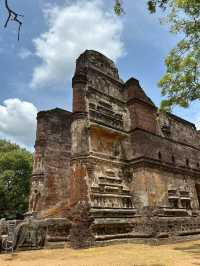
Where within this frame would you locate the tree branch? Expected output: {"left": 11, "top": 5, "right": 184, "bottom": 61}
{"left": 4, "top": 0, "right": 23, "bottom": 41}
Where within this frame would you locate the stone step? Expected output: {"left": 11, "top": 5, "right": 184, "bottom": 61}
{"left": 91, "top": 208, "right": 136, "bottom": 218}
{"left": 45, "top": 241, "right": 66, "bottom": 249}
{"left": 104, "top": 186, "right": 120, "bottom": 192}
{"left": 105, "top": 170, "right": 116, "bottom": 177}
{"left": 161, "top": 207, "right": 189, "bottom": 216}
{"left": 99, "top": 183, "right": 123, "bottom": 188}
{"left": 91, "top": 186, "right": 130, "bottom": 195}
{"left": 95, "top": 233, "right": 147, "bottom": 241}
{"left": 92, "top": 193, "right": 132, "bottom": 198}
{"left": 99, "top": 176, "right": 122, "bottom": 184}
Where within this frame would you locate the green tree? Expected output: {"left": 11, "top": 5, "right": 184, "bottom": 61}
{"left": 0, "top": 140, "right": 33, "bottom": 219}
{"left": 114, "top": 0, "right": 200, "bottom": 111}
{"left": 114, "top": 0, "right": 125, "bottom": 15}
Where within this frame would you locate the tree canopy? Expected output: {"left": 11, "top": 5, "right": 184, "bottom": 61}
{"left": 114, "top": 0, "right": 200, "bottom": 111}
{"left": 0, "top": 140, "right": 32, "bottom": 219}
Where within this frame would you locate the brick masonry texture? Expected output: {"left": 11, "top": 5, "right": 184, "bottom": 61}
{"left": 29, "top": 50, "right": 200, "bottom": 244}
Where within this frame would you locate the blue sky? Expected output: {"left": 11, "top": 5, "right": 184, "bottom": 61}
{"left": 0, "top": 0, "right": 199, "bottom": 150}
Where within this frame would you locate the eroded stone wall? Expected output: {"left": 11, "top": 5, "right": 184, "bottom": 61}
{"left": 30, "top": 108, "right": 72, "bottom": 217}
{"left": 29, "top": 50, "right": 200, "bottom": 244}
{"left": 130, "top": 167, "right": 200, "bottom": 211}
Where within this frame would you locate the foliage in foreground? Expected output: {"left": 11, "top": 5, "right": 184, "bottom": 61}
{"left": 0, "top": 140, "right": 33, "bottom": 219}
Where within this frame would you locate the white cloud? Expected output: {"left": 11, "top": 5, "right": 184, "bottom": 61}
{"left": 196, "top": 119, "right": 200, "bottom": 130}
{"left": 18, "top": 48, "right": 33, "bottom": 59}
{"left": 0, "top": 99, "right": 37, "bottom": 149}
{"left": 30, "top": 0, "right": 124, "bottom": 89}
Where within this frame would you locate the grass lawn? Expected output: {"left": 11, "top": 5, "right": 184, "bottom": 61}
{"left": 1, "top": 240, "right": 200, "bottom": 266}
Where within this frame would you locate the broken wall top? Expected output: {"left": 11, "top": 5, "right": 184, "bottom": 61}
{"left": 74, "top": 50, "right": 121, "bottom": 82}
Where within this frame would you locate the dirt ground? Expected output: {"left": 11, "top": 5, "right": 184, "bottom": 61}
{"left": 1, "top": 240, "right": 200, "bottom": 266}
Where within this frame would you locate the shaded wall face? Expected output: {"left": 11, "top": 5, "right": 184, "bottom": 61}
{"left": 158, "top": 113, "right": 200, "bottom": 148}
{"left": 71, "top": 119, "right": 89, "bottom": 157}
{"left": 31, "top": 111, "right": 72, "bottom": 217}
{"left": 130, "top": 130, "right": 200, "bottom": 171}
{"left": 130, "top": 167, "right": 200, "bottom": 210}
{"left": 128, "top": 103, "right": 157, "bottom": 133}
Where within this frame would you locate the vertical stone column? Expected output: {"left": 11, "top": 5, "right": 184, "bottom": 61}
{"left": 29, "top": 113, "right": 46, "bottom": 215}
{"left": 72, "top": 55, "right": 88, "bottom": 113}
{"left": 69, "top": 63, "right": 90, "bottom": 207}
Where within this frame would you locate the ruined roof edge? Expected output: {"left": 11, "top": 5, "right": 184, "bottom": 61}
{"left": 37, "top": 108, "right": 72, "bottom": 118}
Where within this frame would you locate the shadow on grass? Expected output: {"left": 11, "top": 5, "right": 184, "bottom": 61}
{"left": 174, "top": 243, "right": 200, "bottom": 254}
{"left": 133, "top": 264, "right": 165, "bottom": 266}
{"left": 2, "top": 253, "right": 18, "bottom": 261}
{"left": 174, "top": 244, "right": 200, "bottom": 265}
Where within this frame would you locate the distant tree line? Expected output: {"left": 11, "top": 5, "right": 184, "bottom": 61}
{"left": 0, "top": 140, "right": 32, "bottom": 219}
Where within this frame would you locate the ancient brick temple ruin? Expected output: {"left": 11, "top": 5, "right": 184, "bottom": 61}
{"left": 29, "top": 50, "right": 200, "bottom": 245}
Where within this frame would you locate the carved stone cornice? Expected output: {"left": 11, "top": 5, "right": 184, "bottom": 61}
{"left": 87, "top": 86, "right": 126, "bottom": 105}
{"left": 71, "top": 111, "right": 88, "bottom": 121}
{"left": 130, "top": 156, "right": 200, "bottom": 177}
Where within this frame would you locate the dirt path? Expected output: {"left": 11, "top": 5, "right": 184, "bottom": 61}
{"left": 1, "top": 240, "right": 200, "bottom": 266}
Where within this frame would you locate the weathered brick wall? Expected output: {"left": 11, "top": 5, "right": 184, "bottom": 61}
{"left": 158, "top": 112, "right": 200, "bottom": 149}
{"left": 124, "top": 78, "right": 157, "bottom": 134}
{"left": 30, "top": 50, "right": 200, "bottom": 243}
{"left": 130, "top": 129, "right": 200, "bottom": 170}
{"left": 128, "top": 103, "right": 157, "bottom": 133}
{"left": 71, "top": 50, "right": 200, "bottom": 218}
{"left": 130, "top": 166, "right": 199, "bottom": 210}
{"left": 68, "top": 160, "right": 89, "bottom": 207}
{"left": 31, "top": 108, "right": 72, "bottom": 217}
{"left": 71, "top": 117, "right": 89, "bottom": 157}
{"left": 73, "top": 83, "right": 87, "bottom": 113}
